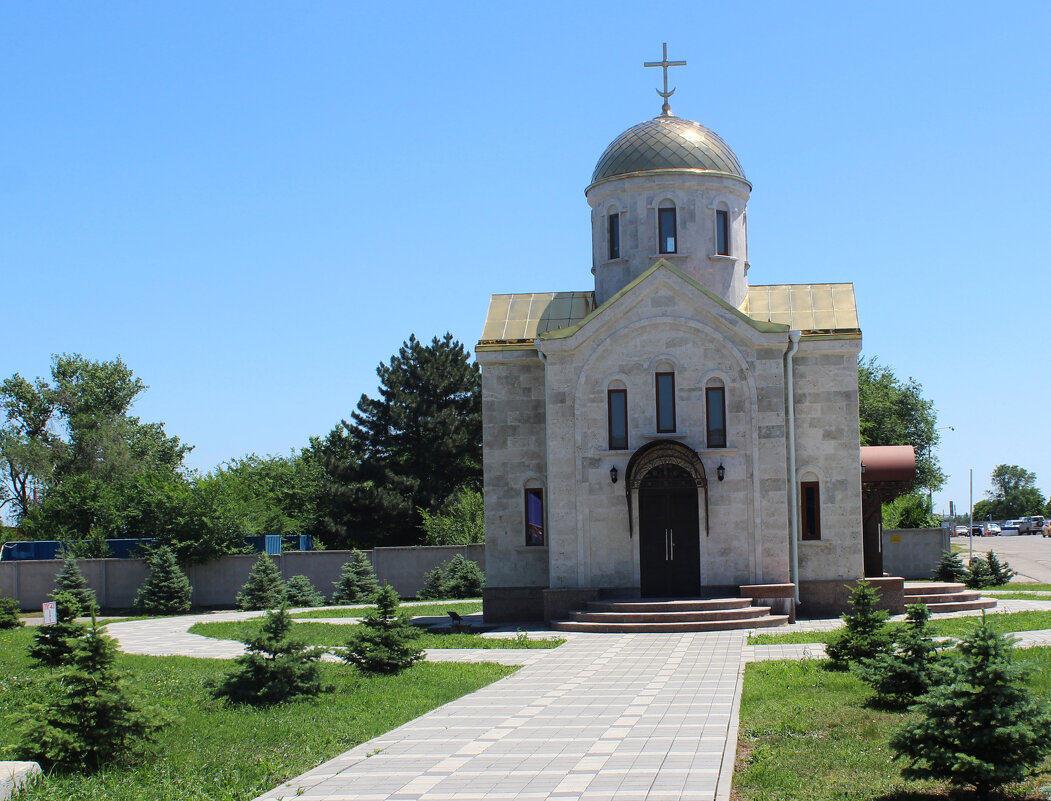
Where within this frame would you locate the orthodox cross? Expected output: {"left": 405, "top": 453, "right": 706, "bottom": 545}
{"left": 644, "top": 43, "right": 686, "bottom": 116}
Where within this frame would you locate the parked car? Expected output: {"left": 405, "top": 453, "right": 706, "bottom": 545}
{"left": 954, "top": 525, "right": 969, "bottom": 537}
{"left": 983, "top": 523, "right": 1001, "bottom": 536}
{"left": 1028, "top": 516, "right": 1047, "bottom": 535}
{"left": 972, "top": 525, "right": 985, "bottom": 537}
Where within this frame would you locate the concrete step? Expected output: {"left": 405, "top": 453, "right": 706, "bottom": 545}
{"left": 905, "top": 590, "right": 984, "bottom": 605}
{"left": 550, "top": 615, "right": 790, "bottom": 633}
{"left": 905, "top": 582, "right": 966, "bottom": 594}
{"left": 569, "top": 606, "right": 773, "bottom": 624}
{"left": 586, "top": 597, "right": 752, "bottom": 613}
{"left": 924, "top": 598, "right": 998, "bottom": 613}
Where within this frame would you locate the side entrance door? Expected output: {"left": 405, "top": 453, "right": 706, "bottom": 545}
{"left": 639, "top": 464, "right": 701, "bottom": 597}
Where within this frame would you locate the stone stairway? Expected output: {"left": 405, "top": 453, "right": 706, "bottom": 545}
{"left": 903, "top": 582, "right": 997, "bottom": 613}
{"left": 550, "top": 597, "right": 790, "bottom": 633}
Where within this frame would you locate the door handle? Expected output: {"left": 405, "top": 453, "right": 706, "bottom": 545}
{"left": 669, "top": 529, "right": 674, "bottom": 560}
{"left": 664, "top": 529, "right": 669, "bottom": 561}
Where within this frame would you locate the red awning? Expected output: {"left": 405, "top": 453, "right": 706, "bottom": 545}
{"left": 860, "top": 445, "right": 916, "bottom": 483}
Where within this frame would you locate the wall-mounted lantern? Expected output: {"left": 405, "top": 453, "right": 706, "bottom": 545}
{"left": 717, "top": 463, "right": 725, "bottom": 482}
{"left": 610, "top": 465, "right": 619, "bottom": 484}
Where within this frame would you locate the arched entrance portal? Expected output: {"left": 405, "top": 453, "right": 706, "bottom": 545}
{"left": 625, "top": 440, "right": 708, "bottom": 598}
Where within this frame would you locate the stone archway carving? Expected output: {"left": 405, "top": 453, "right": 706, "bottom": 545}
{"left": 624, "top": 440, "right": 708, "bottom": 538}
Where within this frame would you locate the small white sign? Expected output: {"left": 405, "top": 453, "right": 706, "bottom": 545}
{"left": 42, "top": 601, "right": 57, "bottom": 625}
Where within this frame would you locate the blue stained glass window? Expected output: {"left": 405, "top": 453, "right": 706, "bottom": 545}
{"left": 525, "top": 489, "right": 544, "bottom": 546}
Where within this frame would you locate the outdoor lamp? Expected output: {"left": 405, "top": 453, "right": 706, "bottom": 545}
{"left": 610, "top": 465, "right": 618, "bottom": 484}
{"left": 717, "top": 463, "right": 725, "bottom": 482}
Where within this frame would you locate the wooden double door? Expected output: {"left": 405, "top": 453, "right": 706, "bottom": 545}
{"left": 639, "top": 464, "right": 701, "bottom": 597}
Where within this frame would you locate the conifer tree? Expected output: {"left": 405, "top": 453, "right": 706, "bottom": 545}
{"left": 0, "top": 596, "right": 23, "bottom": 629}
{"left": 930, "top": 550, "right": 966, "bottom": 583}
{"left": 964, "top": 556, "right": 994, "bottom": 589}
{"left": 341, "top": 585, "right": 423, "bottom": 674}
{"left": 855, "top": 603, "right": 944, "bottom": 709}
{"left": 892, "top": 617, "right": 1051, "bottom": 798}
{"left": 284, "top": 574, "right": 325, "bottom": 607}
{"left": 417, "top": 565, "right": 447, "bottom": 600}
{"left": 134, "top": 545, "right": 192, "bottom": 615}
{"left": 16, "top": 618, "right": 168, "bottom": 768}
{"left": 825, "top": 579, "right": 891, "bottom": 670}
{"left": 29, "top": 590, "right": 88, "bottom": 667}
{"left": 443, "top": 555, "right": 485, "bottom": 598}
{"left": 331, "top": 550, "right": 378, "bottom": 604}
{"left": 54, "top": 553, "right": 97, "bottom": 613}
{"left": 985, "top": 550, "right": 1016, "bottom": 586}
{"left": 212, "top": 606, "right": 329, "bottom": 705}
{"left": 235, "top": 555, "right": 286, "bottom": 611}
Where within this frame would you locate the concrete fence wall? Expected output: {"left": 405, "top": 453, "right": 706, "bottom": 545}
{"left": 0, "top": 544, "right": 486, "bottom": 611}
{"left": 881, "top": 528, "right": 949, "bottom": 580}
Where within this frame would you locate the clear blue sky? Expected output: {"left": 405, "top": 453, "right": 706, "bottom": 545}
{"left": 2, "top": 2, "right": 1048, "bottom": 517}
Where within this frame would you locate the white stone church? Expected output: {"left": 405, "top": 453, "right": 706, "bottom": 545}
{"left": 478, "top": 50, "right": 870, "bottom": 625}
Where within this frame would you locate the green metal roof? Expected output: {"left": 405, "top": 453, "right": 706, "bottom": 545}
{"left": 590, "top": 115, "right": 748, "bottom": 187}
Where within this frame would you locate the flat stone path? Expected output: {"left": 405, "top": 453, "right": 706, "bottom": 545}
{"left": 102, "top": 599, "right": 1051, "bottom": 801}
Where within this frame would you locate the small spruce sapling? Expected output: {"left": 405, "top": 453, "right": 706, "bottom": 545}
{"left": 28, "top": 591, "right": 88, "bottom": 667}
{"left": 964, "top": 556, "right": 994, "bottom": 589}
{"left": 891, "top": 615, "right": 1051, "bottom": 799}
{"left": 417, "top": 565, "right": 447, "bottom": 600}
{"left": 284, "top": 574, "right": 326, "bottom": 607}
{"left": 212, "top": 606, "right": 330, "bottom": 705}
{"left": 235, "top": 555, "right": 287, "bottom": 611}
{"left": 825, "top": 579, "right": 891, "bottom": 671}
{"left": 985, "top": 551, "right": 1016, "bottom": 586}
{"left": 855, "top": 602, "right": 944, "bottom": 709}
{"left": 134, "top": 545, "right": 192, "bottom": 615}
{"left": 930, "top": 550, "right": 966, "bottom": 583}
{"left": 0, "top": 596, "right": 23, "bottom": 629}
{"left": 53, "top": 553, "right": 97, "bottom": 613}
{"left": 443, "top": 555, "right": 485, "bottom": 598}
{"left": 16, "top": 617, "right": 168, "bottom": 769}
{"left": 341, "top": 585, "right": 423, "bottom": 674}
{"left": 331, "top": 550, "right": 378, "bottom": 604}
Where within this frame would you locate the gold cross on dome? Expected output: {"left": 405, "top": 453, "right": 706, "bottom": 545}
{"left": 644, "top": 42, "right": 686, "bottom": 116}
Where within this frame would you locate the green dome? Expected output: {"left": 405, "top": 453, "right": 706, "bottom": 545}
{"left": 590, "top": 115, "right": 748, "bottom": 187}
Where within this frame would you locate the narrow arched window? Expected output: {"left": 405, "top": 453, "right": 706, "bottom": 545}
{"left": 608, "top": 212, "right": 620, "bottom": 260}
{"left": 608, "top": 388, "right": 628, "bottom": 450}
{"left": 525, "top": 488, "right": 545, "bottom": 546}
{"left": 658, "top": 201, "right": 677, "bottom": 254}
{"left": 801, "top": 481, "right": 821, "bottom": 540}
{"left": 716, "top": 208, "right": 730, "bottom": 256}
{"left": 706, "top": 384, "right": 726, "bottom": 448}
{"left": 655, "top": 372, "right": 676, "bottom": 432}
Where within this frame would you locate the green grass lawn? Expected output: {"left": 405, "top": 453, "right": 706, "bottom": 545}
{"left": 190, "top": 619, "right": 563, "bottom": 649}
{"left": 733, "top": 647, "right": 1051, "bottom": 800}
{"left": 292, "top": 600, "right": 484, "bottom": 619}
{"left": 748, "top": 610, "right": 1051, "bottom": 646}
{"left": 0, "top": 626, "right": 515, "bottom": 801}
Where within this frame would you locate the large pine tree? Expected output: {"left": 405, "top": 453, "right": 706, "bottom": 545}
{"left": 313, "top": 333, "right": 481, "bottom": 547}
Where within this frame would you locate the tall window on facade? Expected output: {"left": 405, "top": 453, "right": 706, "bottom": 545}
{"left": 658, "top": 206, "right": 677, "bottom": 254}
{"left": 608, "top": 388, "right": 628, "bottom": 450}
{"left": 706, "top": 386, "right": 726, "bottom": 448}
{"left": 801, "top": 481, "right": 821, "bottom": 540}
{"left": 655, "top": 372, "right": 676, "bottom": 433}
{"left": 525, "top": 488, "right": 545, "bottom": 546}
{"left": 716, "top": 209, "right": 730, "bottom": 255}
{"left": 608, "top": 213, "right": 620, "bottom": 260}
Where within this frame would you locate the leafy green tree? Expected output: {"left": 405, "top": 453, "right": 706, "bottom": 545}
{"left": 858, "top": 357, "right": 944, "bottom": 495}
{"left": 212, "top": 606, "right": 329, "bottom": 705}
{"left": 891, "top": 618, "right": 1051, "bottom": 799}
{"left": 0, "top": 372, "right": 62, "bottom": 522}
{"left": 331, "top": 550, "right": 379, "bottom": 604}
{"left": 931, "top": 550, "right": 967, "bottom": 583}
{"left": 28, "top": 591, "right": 87, "bottom": 667}
{"left": 881, "top": 491, "right": 939, "bottom": 529}
{"left": 53, "top": 553, "right": 97, "bottom": 613}
{"left": 16, "top": 618, "right": 169, "bottom": 769}
{"left": 0, "top": 596, "right": 23, "bottom": 629}
{"left": 419, "top": 487, "right": 484, "bottom": 545}
{"left": 855, "top": 603, "right": 944, "bottom": 710}
{"left": 972, "top": 464, "right": 1046, "bottom": 521}
{"left": 235, "top": 556, "right": 287, "bottom": 611}
{"left": 341, "top": 585, "right": 423, "bottom": 674}
{"left": 134, "top": 546, "right": 192, "bottom": 615}
{"left": 284, "top": 574, "right": 325, "bottom": 607}
{"left": 313, "top": 333, "right": 481, "bottom": 548}
{"left": 825, "top": 579, "right": 891, "bottom": 670}
{"left": 443, "top": 555, "right": 486, "bottom": 598}
{"left": 417, "top": 566, "right": 447, "bottom": 600}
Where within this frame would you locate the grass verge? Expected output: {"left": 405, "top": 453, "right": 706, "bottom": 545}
{"left": 292, "top": 600, "right": 483, "bottom": 619}
{"left": 190, "top": 619, "right": 563, "bottom": 649}
{"left": 733, "top": 648, "right": 1051, "bottom": 800}
{"left": 0, "top": 627, "right": 515, "bottom": 801}
{"left": 748, "top": 610, "right": 1051, "bottom": 646}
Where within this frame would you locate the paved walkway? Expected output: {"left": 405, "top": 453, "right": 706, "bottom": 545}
{"left": 103, "top": 599, "right": 1051, "bottom": 801}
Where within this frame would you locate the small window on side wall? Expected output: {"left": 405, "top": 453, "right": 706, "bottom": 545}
{"left": 716, "top": 209, "right": 730, "bottom": 256}
{"left": 706, "top": 386, "right": 726, "bottom": 448}
{"left": 608, "top": 389, "right": 628, "bottom": 450}
{"left": 525, "top": 488, "right": 544, "bottom": 546}
{"left": 655, "top": 372, "right": 676, "bottom": 433}
{"left": 608, "top": 213, "right": 620, "bottom": 260}
{"left": 801, "top": 481, "right": 821, "bottom": 540}
{"left": 658, "top": 205, "right": 677, "bottom": 254}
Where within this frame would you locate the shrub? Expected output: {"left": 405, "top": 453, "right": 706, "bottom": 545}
{"left": 212, "top": 606, "right": 329, "bottom": 705}
{"left": 930, "top": 550, "right": 966, "bottom": 583}
{"left": 331, "top": 550, "right": 378, "bottom": 604}
{"left": 419, "top": 487, "right": 484, "bottom": 545}
{"left": 964, "top": 556, "right": 994, "bottom": 589}
{"left": 134, "top": 545, "right": 192, "bottom": 615}
{"left": 985, "top": 551, "right": 1016, "bottom": 586}
{"left": 417, "top": 566, "right": 447, "bottom": 600}
{"left": 284, "top": 575, "right": 325, "bottom": 607}
{"left": 0, "top": 596, "right": 23, "bottom": 629}
{"left": 235, "top": 555, "right": 286, "bottom": 611}
{"left": 855, "top": 602, "right": 945, "bottom": 709}
{"left": 341, "top": 585, "right": 423, "bottom": 674}
{"left": 28, "top": 590, "right": 88, "bottom": 667}
{"left": 443, "top": 555, "right": 485, "bottom": 598}
{"left": 825, "top": 579, "right": 891, "bottom": 671}
{"left": 891, "top": 616, "right": 1051, "bottom": 798}
{"left": 53, "top": 554, "right": 97, "bottom": 613}
{"left": 15, "top": 618, "right": 168, "bottom": 769}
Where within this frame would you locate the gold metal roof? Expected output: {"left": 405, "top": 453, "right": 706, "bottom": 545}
{"left": 742, "top": 283, "right": 859, "bottom": 333}
{"left": 479, "top": 292, "right": 595, "bottom": 344}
